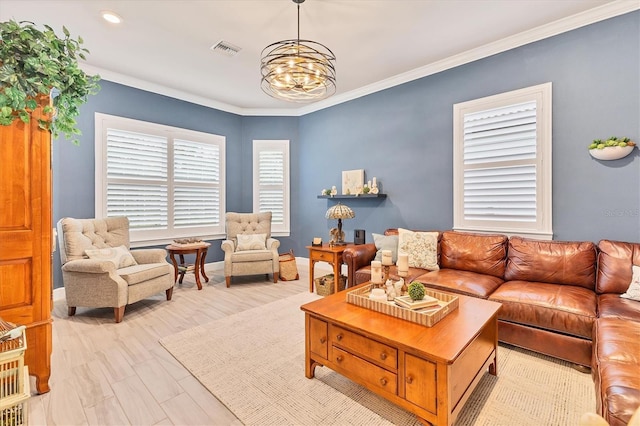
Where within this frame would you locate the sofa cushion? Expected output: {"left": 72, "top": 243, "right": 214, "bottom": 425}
{"left": 597, "top": 293, "right": 640, "bottom": 322}
{"left": 504, "top": 237, "right": 596, "bottom": 289}
{"left": 620, "top": 265, "right": 640, "bottom": 301}
{"left": 398, "top": 228, "right": 439, "bottom": 270}
{"left": 416, "top": 269, "right": 503, "bottom": 299}
{"left": 440, "top": 231, "right": 507, "bottom": 278}
{"left": 372, "top": 233, "right": 399, "bottom": 263}
{"left": 592, "top": 318, "right": 640, "bottom": 426}
{"left": 596, "top": 240, "right": 640, "bottom": 294}
{"left": 489, "top": 280, "right": 597, "bottom": 338}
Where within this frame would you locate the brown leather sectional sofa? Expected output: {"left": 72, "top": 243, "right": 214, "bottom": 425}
{"left": 342, "top": 229, "right": 640, "bottom": 426}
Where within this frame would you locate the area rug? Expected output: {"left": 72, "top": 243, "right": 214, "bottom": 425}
{"left": 160, "top": 291, "right": 595, "bottom": 426}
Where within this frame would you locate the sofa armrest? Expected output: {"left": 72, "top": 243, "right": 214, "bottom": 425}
{"left": 131, "top": 248, "right": 168, "bottom": 264}
{"left": 62, "top": 258, "right": 117, "bottom": 274}
{"left": 343, "top": 243, "right": 378, "bottom": 288}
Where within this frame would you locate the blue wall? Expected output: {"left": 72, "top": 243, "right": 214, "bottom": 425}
{"left": 53, "top": 11, "right": 639, "bottom": 288}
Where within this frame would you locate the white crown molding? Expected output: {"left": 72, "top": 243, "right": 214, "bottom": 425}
{"left": 88, "top": 1, "right": 639, "bottom": 117}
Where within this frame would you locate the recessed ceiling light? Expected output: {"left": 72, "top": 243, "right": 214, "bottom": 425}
{"left": 101, "top": 11, "right": 123, "bottom": 24}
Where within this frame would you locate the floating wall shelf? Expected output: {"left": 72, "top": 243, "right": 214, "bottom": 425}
{"left": 317, "top": 194, "right": 387, "bottom": 199}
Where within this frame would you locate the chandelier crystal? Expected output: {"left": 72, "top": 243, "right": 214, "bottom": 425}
{"left": 260, "top": 0, "right": 336, "bottom": 103}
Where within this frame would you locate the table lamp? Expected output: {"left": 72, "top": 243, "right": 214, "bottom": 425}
{"left": 325, "top": 203, "right": 355, "bottom": 245}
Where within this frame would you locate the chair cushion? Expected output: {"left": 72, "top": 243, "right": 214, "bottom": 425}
{"left": 59, "top": 216, "right": 130, "bottom": 262}
{"left": 230, "top": 249, "right": 275, "bottom": 262}
{"left": 118, "top": 263, "right": 172, "bottom": 285}
{"left": 236, "top": 233, "right": 267, "bottom": 251}
{"left": 85, "top": 245, "right": 138, "bottom": 269}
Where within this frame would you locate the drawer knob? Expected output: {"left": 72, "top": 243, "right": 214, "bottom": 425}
{"left": 380, "top": 352, "right": 387, "bottom": 360}
{"left": 380, "top": 377, "right": 388, "bottom": 386}
{"left": 406, "top": 375, "right": 414, "bottom": 384}
{"left": 336, "top": 334, "right": 343, "bottom": 341}
{"left": 320, "top": 336, "right": 326, "bottom": 344}
{"left": 336, "top": 355, "right": 344, "bottom": 362}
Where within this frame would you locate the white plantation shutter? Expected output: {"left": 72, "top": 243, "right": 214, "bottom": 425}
{"left": 253, "top": 140, "right": 290, "bottom": 236}
{"left": 174, "top": 139, "right": 221, "bottom": 228}
{"left": 453, "top": 83, "right": 552, "bottom": 238}
{"left": 105, "top": 129, "right": 169, "bottom": 229}
{"left": 96, "top": 113, "right": 226, "bottom": 244}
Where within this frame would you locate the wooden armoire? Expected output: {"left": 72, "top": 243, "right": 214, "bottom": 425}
{"left": 0, "top": 97, "right": 53, "bottom": 394}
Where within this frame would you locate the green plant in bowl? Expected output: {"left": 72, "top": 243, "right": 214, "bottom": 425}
{"left": 408, "top": 282, "right": 426, "bottom": 301}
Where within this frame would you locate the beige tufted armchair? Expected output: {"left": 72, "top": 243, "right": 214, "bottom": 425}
{"left": 57, "top": 216, "right": 175, "bottom": 323}
{"left": 221, "top": 212, "right": 280, "bottom": 287}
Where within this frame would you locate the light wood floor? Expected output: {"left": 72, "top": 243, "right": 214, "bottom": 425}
{"left": 27, "top": 260, "right": 331, "bottom": 425}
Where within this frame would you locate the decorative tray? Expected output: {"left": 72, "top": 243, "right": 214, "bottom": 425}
{"left": 346, "top": 284, "right": 459, "bottom": 327}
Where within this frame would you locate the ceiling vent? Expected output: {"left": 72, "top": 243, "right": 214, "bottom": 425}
{"left": 210, "top": 40, "right": 241, "bottom": 57}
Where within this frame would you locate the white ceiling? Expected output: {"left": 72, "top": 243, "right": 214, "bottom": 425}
{"left": 1, "top": 1, "right": 636, "bottom": 115}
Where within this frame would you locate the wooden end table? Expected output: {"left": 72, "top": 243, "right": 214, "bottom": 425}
{"left": 306, "top": 243, "right": 353, "bottom": 294}
{"left": 165, "top": 242, "right": 211, "bottom": 290}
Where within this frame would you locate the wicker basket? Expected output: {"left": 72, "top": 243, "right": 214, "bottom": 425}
{"left": 315, "top": 274, "right": 346, "bottom": 296}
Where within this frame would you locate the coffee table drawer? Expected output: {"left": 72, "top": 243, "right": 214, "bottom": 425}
{"left": 309, "top": 317, "right": 328, "bottom": 359}
{"left": 332, "top": 347, "right": 397, "bottom": 395}
{"left": 330, "top": 324, "right": 397, "bottom": 370}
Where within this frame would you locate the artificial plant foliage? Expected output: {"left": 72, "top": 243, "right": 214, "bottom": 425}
{"left": 0, "top": 19, "right": 100, "bottom": 144}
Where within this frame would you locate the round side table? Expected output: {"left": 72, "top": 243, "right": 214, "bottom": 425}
{"left": 165, "top": 242, "right": 211, "bottom": 290}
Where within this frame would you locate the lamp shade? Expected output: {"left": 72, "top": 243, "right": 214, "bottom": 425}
{"left": 325, "top": 203, "right": 355, "bottom": 220}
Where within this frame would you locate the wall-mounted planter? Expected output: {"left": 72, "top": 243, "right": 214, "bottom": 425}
{"left": 589, "top": 145, "right": 635, "bottom": 160}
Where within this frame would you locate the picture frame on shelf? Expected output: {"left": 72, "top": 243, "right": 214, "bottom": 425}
{"left": 342, "top": 169, "right": 364, "bottom": 195}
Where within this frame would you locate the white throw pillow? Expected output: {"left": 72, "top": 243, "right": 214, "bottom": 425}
{"left": 236, "top": 233, "right": 267, "bottom": 251}
{"left": 397, "top": 228, "right": 439, "bottom": 271}
{"left": 84, "top": 245, "right": 138, "bottom": 269}
{"left": 620, "top": 265, "right": 640, "bottom": 302}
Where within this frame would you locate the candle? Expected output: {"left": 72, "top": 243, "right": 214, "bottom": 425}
{"left": 372, "top": 177, "right": 377, "bottom": 187}
{"left": 397, "top": 253, "right": 409, "bottom": 273}
{"left": 381, "top": 250, "right": 393, "bottom": 266}
{"left": 367, "top": 180, "right": 372, "bottom": 188}
{"left": 371, "top": 261, "right": 382, "bottom": 283}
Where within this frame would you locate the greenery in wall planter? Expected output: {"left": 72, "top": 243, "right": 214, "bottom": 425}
{"left": 588, "top": 136, "right": 636, "bottom": 161}
{"left": 0, "top": 19, "right": 100, "bottom": 144}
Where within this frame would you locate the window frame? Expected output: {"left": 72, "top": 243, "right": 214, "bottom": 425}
{"left": 252, "top": 139, "right": 290, "bottom": 237}
{"left": 95, "top": 113, "right": 226, "bottom": 246}
{"left": 453, "top": 83, "right": 552, "bottom": 239}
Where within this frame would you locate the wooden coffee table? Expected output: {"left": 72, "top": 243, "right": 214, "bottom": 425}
{"left": 301, "top": 283, "right": 502, "bottom": 426}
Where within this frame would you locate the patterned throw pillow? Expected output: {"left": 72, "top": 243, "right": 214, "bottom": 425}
{"left": 397, "top": 228, "right": 439, "bottom": 271}
{"left": 84, "top": 245, "right": 138, "bottom": 269}
{"left": 236, "top": 233, "right": 267, "bottom": 251}
{"left": 621, "top": 265, "right": 640, "bottom": 302}
{"left": 372, "top": 233, "right": 399, "bottom": 263}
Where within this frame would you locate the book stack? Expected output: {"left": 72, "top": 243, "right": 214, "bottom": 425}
{"left": 394, "top": 295, "right": 440, "bottom": 310}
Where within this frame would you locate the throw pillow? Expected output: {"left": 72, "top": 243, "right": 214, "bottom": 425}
{"left": 236, "top": 233, "right": 267, "bottom": 251}
{"left": 397, "top": 228, "right": 439, "bottom": 271}
{"left": 84, "top": 245, "right": 138, "bottom": 269}
{"left": 620, "top": 265, "right": 640, "bottom": 301}
{"left": 372, "top": 233, "right": 399, "bottom": 263}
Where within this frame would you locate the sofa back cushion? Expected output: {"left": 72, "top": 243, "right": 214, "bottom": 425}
{"left": 596, "top": 239, "right": 640, "bottom": 294}
{"left": 440, "top": 231, "right": 508, "bottom": 278}
{"left": 505, "top": 237, "right": 596, "bottom": 289}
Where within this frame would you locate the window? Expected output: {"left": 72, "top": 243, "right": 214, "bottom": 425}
{"left": 95, "top": 113, "right": 226, "bottom": 245}
{"left": 453, "top": 83, "right": 552, "bottom": 239}
{"left": 253, "top": 140, "right": 290, "bottom": 236}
